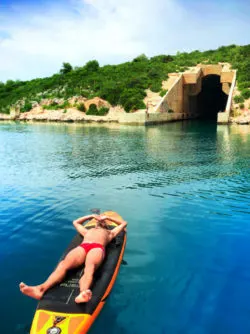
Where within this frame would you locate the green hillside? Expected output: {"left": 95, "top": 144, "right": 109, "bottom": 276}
{"left": 0, "top": 44, "right": 249, "bottom": 114}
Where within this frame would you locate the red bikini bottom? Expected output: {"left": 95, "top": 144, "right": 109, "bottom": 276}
{"left": 79, "top": 242, "right": 105, "bottom": 259}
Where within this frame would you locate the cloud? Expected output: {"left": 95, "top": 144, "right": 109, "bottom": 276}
{"left": 0, "top": 0, "right": 249, "bottom": 82}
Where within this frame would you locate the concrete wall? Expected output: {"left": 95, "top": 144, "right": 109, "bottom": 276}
{"left": 200, "top": 64, "right": 222, "bottom": 76}
{"left": 119, "top": 111, "right": 146, "bottom": 125}
{"left": 155, "top": 75, "right": 183, "bottom": 114}
{"left": 222, "top": 83, "right": 231, "bottom": 95}
{"left": 183, "top": 67, "right": 201, "bottom": 84}
{"left": 118, "top": 110, "right": 197, "bottom": 125}
{"left": 145, "top": 112, "right": 197, "bottom": 125}
{"left": 218, "top": 70, "right": 237, "bottom": 124}
{"left": 221, "top": 68, "right": 235, "bottom": 83}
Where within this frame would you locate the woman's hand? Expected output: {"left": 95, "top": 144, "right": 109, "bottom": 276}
{"left": 95, "top": 214, "right": 108, "bottom": 221}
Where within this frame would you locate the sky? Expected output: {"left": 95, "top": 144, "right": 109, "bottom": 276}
{"left": 0, "top": 0, "right": 249, "bottom": 82}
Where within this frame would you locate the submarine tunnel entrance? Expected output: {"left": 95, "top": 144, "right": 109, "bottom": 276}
{"left": 197, "top": 75, "right": 228, "bottom": 120}
{"left": 188, "top": 75, "right": 228, "bottom": 121}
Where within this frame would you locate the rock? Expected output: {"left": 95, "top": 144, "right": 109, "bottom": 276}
{"left": 68, "top": 96, "right": 87, "bottom": 105}
{"left": 31, "top": 101, "right": 39, "bottom": 108}
{"left": 40, "top": 99, "right": 52, "bottom": 106}
{"left": 0, "top": 113, "right": 11, "bottom": 120}
{"left": 238, "top": 119, "right": 249, "bottom": 124}
{"left": 53, "top": 98, "right": 64, "bottom": 105}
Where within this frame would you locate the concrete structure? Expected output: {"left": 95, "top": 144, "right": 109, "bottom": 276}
{"left": 119, "top": 63, "right": 236, "bottom": 125}
{"left": 217, "top": 68, "right": 237, "bottom": 124}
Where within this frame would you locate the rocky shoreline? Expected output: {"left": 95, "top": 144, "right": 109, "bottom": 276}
{"left": 1, "top": 92, "right": 250, "bottom": 125}
{"left": 1, "top": 109, "right": 250, "bottom": 125}
{"left": 12, "top": 107, "right": 123, "bottom": 123}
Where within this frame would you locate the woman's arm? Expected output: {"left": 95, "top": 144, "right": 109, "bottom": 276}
{"left": 97, "top": 215, "right": 124, "bottom": 225}
{"left": 95, "top": 214, "right": 127, "bottom": 239}
{"left": 72, "top": 214, "right": 95, "bottom": 236}
{"left": 109, "top": 220, "right": 127, "bottom": 240}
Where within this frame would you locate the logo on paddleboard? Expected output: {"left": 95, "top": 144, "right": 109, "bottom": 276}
{"left": 46, "top": 316, "right": 66, "bottom": 334}
{"left": 53, "top": 316, "right": 66, "bottom": 325}
{"left": 47, "top": 327, "right": 61, "bottom": 334}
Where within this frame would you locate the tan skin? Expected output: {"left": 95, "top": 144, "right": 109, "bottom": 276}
{"left": 19, "top": 214, "right": 127, "bottom": 303}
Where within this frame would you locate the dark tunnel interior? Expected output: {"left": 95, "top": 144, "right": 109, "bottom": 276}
{"left": 196, "top": 75, "right": 228, "bottom": 120}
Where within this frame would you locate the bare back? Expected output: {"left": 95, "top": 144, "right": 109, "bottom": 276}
{"left": 83, "top": 227, "right": 111, "bottom": 246}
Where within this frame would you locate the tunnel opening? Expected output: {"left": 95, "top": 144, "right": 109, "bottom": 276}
{"left": 196, "top": 75, "right": 228, "bottom": 120}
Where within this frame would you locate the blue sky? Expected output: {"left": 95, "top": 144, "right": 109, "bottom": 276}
{"left": 0, "top": 0, "right": 249, "bottom": 82}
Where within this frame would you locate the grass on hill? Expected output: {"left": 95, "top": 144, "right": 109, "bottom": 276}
{"left": 0, "top": 44, "right": 249, "bottom": 114}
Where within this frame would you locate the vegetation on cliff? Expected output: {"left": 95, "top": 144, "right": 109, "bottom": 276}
{"left": 0, "top": 44, "right": 249, "bottom": 114}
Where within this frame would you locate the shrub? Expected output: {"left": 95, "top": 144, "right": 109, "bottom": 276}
{"left": 98, "top": 107, "right": 109, "bottom": 115}
{"left": 20, "top": 101, "right": 32, "bottom": 112}
{"left": 233, "top": 109, "right": 241, "bottom": 117}
{"left": 148, "top": 68, "right": 161, "bottom": 80}
{"left": 99, "top": 84, "right": 123, "bottom": 105}
{"left": 127, "top": 76, "right": 148, "bottom": 89}
{"left": 63, "top": 109, "right": 67, "bottom": 113}
{"left": 133, "top": 54, "right": 148, "bottom": 62}
{"left": 135, "top": 100, "right": 146, "bottom": 111}
{"left": 43, "top": 100, "right": 70, "bottom": 110}
{"left": 61, "top": 100, "right": 70, "bottom": 108}
{"left": 160, "top": 89, "right": 168, "bottom": 97}
{"left": 85, "top": 105, "right": 109, "bottom": 116}
{"left": 234, "top": 95, "right": 244, "bottom": 103}
{"left": 86, "top": 104, "right": 98, "bottom": 115}
{"left": 168, "top": 109, "right": 174, "bottom": 113}
{"left": 150, "top": 55, "right": 174, "bottom": 63}
{"left": 239, "top": 103, "right": 245, "bottom": 109}
{"left": 84, "top": 60, "right": 99, "bottom": 73}
{"left": 119, "top": 88, "right": 146, "bottom": 112}
{"left": 60, "top": 62, "right": 73, "bottom": 75}
{"left": 43, "top": 105, "right": 53, "bottom": 110}
{"left": 123, "top": 98, "right": 146, "bottom": 112}
{"left": 238, "top": 81, "right": 250, "bottom": 90}
{"left": 124, "top": 100, "right": 146, "bottom": 113}
{"left": 150, "top": 81, "right": 162, "bottom": 92}
{"left": 241, "top": 88, "right": 250, "bottom": 99}
{"left": 77, "top": 103, "right": 86, "bottom": 112}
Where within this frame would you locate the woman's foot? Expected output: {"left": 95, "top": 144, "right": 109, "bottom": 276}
{"left": 19, "top": 282, "right": 44, "bottom": 300}
{"left": 75, "top": 289, "right": 92, "bottom": 303}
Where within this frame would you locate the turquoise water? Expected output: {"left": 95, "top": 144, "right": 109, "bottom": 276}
{"left": 1, "top": 121, "right": 250, "bottom": 334}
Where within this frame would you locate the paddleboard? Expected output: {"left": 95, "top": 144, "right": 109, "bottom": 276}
{"left": 30, "top": 211, "right": 126, "bottom": 334}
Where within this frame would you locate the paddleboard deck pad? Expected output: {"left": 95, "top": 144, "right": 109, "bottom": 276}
{"left": 30, "top": 211, "right": 126, "bottom": 334}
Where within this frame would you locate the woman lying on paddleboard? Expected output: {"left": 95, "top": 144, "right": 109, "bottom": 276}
{"left": 19, "top": 214, "right": 127, "bottom": 303}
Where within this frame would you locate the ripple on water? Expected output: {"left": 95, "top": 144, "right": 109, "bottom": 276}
{"left": 0, "top": 122, "right": 250, "bottom": 334}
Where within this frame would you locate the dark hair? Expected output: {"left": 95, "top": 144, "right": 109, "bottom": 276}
{"left": 97, "top": 220, "right": 109, "bottom": 230}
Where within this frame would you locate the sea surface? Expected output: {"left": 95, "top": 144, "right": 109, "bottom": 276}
{"left": 0, "top": 121, "right": 250, "bottom": 334}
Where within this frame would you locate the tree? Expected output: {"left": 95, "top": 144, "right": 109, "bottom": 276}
{"left": 60, "top": 62, "right": 73, "bottom": 75}
{"left": 84, "top": 60, "right": 99, "bottom": 73}
{"left": 133, "top": 54, "right": 148, "bottom": 62}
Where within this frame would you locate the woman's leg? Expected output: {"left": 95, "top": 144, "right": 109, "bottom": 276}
{"left": 75, "top": 248, "right": 104, "bottom": 303}
{"left": 20, "top": 246, "right": 86, "bottom": 300}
